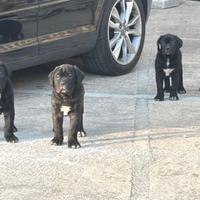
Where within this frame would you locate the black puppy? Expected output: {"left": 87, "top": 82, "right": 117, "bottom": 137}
{"left": 0, "top": 62, "right": 18, "bottom": 142}
{"left": 154, "top": 34, "right": 186, "bottom": 101}
{"left": 49, "top": 64, "right": 86, "bottom": 148}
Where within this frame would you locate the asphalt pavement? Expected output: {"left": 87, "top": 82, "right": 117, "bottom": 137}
{"left": 0, "top": 1, "right": 200, "bottom": 200}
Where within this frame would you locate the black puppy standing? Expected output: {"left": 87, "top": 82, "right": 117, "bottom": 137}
{"left": 0, "top": 62, "right": 18, "bottom": 142}
{"left": 49, "top": 64, "right": 86, "bottom": 148}
{"left": 154, "top": 34, "right": 186, "bottom": 101}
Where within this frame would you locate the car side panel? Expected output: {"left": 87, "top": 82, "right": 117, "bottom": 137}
{"left": 38, "top": 0, "right": 98, "bottom": 55}
{"left": 0, "top": 0, "right": 38, "bottom": 71}
{"left": 16, "top": 31, "right": 97, "bottom": 69}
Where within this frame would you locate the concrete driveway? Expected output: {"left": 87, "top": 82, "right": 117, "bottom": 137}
{"left": 0, "top": 1, "right": 200, "bottom": 199}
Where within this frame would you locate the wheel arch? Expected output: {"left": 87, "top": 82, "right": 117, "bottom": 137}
{"left": 141, "top": 0, "right": 152, "bottom": 22}
{"left": 141, "top": 0, "right": 148, "bottom": 21}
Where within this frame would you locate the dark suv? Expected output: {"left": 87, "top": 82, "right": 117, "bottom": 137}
{"left": 0, "top": 0, "right": 152, "bottom": 75}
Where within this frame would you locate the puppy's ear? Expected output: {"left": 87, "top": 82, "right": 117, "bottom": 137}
{"left": 0, "top": 61, "right": 8, "bottom": 76}
{"left": 48, "top": 71, "right": 54, "bottom": 86}
{"left": 73, "top": 65, "right": 84, "bottom": 87}
{"left": 48, "top": 67, "right": 57, "bottom": 87}
{"left": 157, "top": 36, "right": 163, "bottom": 51}
{"left": 175, "top": 36, "right": 183, "bottom": 49}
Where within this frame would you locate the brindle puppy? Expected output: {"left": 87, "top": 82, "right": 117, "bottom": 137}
{"left": 0, "top": 62, "right": 18, "bottom": 142}
{"left": 49, "top": 64, "right": 86, "bottom": 148}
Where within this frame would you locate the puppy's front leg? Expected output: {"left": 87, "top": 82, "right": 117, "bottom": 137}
{"left": 77, "top": 113, "right": 86, "bottom": 137}
{"left": 68, "top": 112, "right": 81, "bottom": 148}
{"left": 170, "top": 72, "right": 179, "bottom": 101}
{"left": 164, "top": 77, "right": 171, "bottom": 93}
{"left": 77, "top": 105, "right": 86, "bottom": 137}
{"left": 154, "top": 72, "right": 164, "bottom": 101}
{"left": 178, "top": 66, "right": 186, "bottom": 94}
{"left": 51, "top": 108, "right": 63, "bottom": 145}
{"left": 4, "top": 109, "right": 18, "bottom": 143}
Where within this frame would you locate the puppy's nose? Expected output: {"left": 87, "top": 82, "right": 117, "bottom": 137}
{"left": 166, "top": 46, "right": 170, "bottom": 50}
{"left": 60, "top": 81, "right": 65, "bottom": 86}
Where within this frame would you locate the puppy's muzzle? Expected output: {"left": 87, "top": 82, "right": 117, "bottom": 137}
{"left": 57, "top": 82, "right": 73, "bottom": 95}
{"left": 57, "top": 85, "right": 68, "bottom": 94}
{"left": 163, "top": 47, "right": 172, "bottom": 56}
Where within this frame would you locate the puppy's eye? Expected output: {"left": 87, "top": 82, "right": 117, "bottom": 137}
{"left": 56, "top": 74, "right": 60, "bottom": 79}
{"left": 68, "top": 73, "right": 72, "bottom": 78}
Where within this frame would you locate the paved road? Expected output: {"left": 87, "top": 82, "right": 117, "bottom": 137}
{"left": 0, "top": 1, "right": 200, "bottom": 200}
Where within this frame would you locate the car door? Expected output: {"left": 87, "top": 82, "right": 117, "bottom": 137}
{"left": 0, "top": 0, "right": 38, "bottom": 70}
{"left": 38, "top": 0, "right": 98, "bottom": 57}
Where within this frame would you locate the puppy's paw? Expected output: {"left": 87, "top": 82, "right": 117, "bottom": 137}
{"left": 169, "top": 95, "right": 179, "bottom": 101}
{"left": 78, "top": 130, "right": 87, "bottom": 137}
{"left": 68, "top": 137, "right": 81, "bottom": 149}
{"left": 154, "top": 95, "right": 164, "bottom": 101}
{"left": 178, "top": 88, "right": 186, "bottom": 94}
{"left": 5, "top": 134, "right": 19, "bottom": 143}
{"left": 13, "top": 125, "right": 18, "bottom": 132}
{"left": 51, "top": 137, "right": 63, "bottom": 145}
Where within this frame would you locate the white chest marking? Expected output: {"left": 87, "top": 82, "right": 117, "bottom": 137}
{"left": 163, "top": 58, "right": 174, "bottom": 76}
{"left": 0, "top": 93, "right": 1, "bottom": 99}
{"left": 163, "top": 68, "right": 174, "bottom": 76}
{"left": 166, "top": 58, "right": 170, "bottom": 67}
{"left": 60, "top": 106, "right": 71, "bottom": 116}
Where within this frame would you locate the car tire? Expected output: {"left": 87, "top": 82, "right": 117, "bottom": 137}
{"left": 82, "top": 0, "right": 146, "bottom": 76}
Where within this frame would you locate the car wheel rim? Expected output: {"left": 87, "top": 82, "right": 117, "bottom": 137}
{"left": 108, "top": 0, "right": 142, "bottom": 65}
